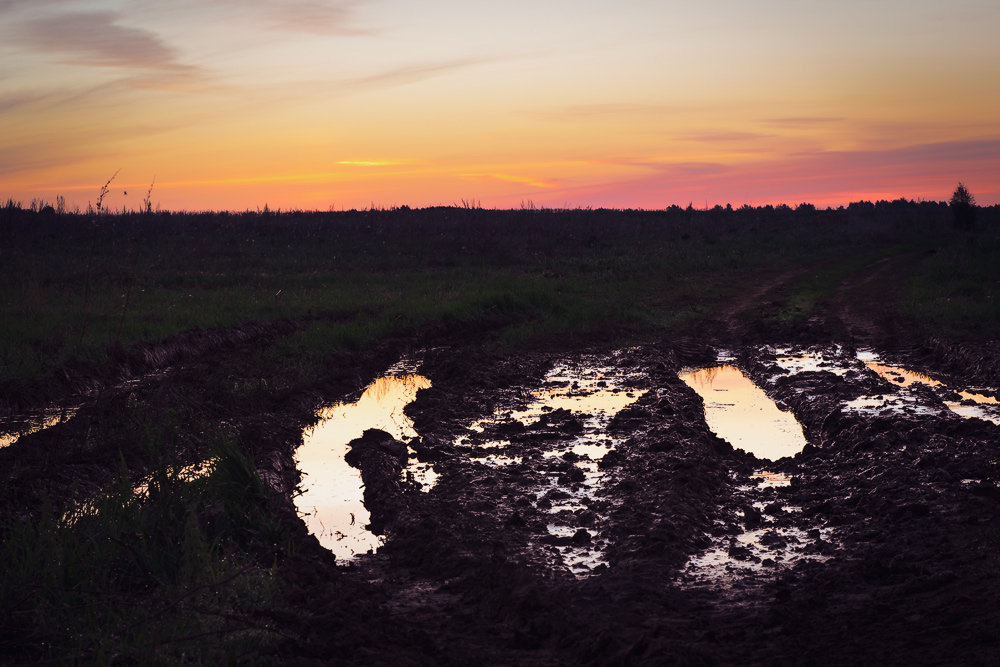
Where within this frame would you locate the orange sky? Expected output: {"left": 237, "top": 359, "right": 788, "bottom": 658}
{"left": 2, "top": 0, "right": 998, "bottom": 211}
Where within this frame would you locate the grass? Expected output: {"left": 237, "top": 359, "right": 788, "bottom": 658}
{"left": 903, "top": 231, "right": 1000, "bottom": 339}
{"left": 0, "top": 433, "right": 285, "bottom": 664}
{"left": 5, "top": 201, "right": 991, "bottom": 398}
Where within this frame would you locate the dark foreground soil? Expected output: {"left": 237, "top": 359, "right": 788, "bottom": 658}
{"left": 263, "top": 253, "right": 1000, "bottom": 667}
{"left": 3, "top": 255, "right": 1000, "bottom": 666}
{"left": 266, "top": 339, "right": 1000, "bottom": 667}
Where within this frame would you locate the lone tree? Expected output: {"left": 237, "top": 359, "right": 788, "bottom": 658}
{"left": 949, "top": 182, "right": 977, "bottom": 230}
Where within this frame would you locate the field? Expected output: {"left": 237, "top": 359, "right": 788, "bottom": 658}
{"left": 2, "top": 200, "right": 999, "bottom": 665}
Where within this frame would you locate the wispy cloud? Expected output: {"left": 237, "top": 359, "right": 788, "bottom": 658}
{"left": 12, "top": 11, "right": 195, "bottom": 72}
{"left": 0, "top": 144, "right": 60, "bottom": 177}
{"left": 548, "top": 103, "right": 685, "bottom": 119}
{"left": 587, "top": 157, "right": 731, "bottom": 175}
{"left": 0, "top": 0, "right": 68, "bottom": 16}
{"left": 347, "top": 57, "right": 492, "bottom": 90}
{"left": 263, "top": 0, "right": 371, "bottom": 35}
{"left": 201, "top": 0, "right": 372, "bottom": 35}
{"left": 777, "top": 138, "right": 1000, "bottom": 174}
{"left": 549, "top": 137, "right": 1000, "bottom": 208}
{"left": 0, "top": 90, "right": 51, "bottom": 115}
{"left": 0, "top": 137, "right": 117, "bottom": 178}
{"left": 337, "top": 160, "right": 409, "bottom": 167}
{"left": 0, "top": 77, "right": 134, "bottom": 119}
{"left": 676, "top": 131, "right": 776, "bottom": 143}
{"left": 761, "top": 117, "right": 845, "bottom": 128}
{"left": 461, "top": 173, "right": 559, "bottom": 189}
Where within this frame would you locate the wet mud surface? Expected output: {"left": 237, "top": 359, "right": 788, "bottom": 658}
{"left": 4, "top": 323, "right": 1000, "bottom": 664}
{"left": 273, "top": 342, "right": 1000, "bottom": 666}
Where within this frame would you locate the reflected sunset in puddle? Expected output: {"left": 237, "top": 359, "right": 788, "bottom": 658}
{"left": 295, "top": 374, "right": 431, "bottom": 558}
{"left": 679, "top": 365, "right": 808, "bottom": 461}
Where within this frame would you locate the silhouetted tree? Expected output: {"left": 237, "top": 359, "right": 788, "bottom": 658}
{"left": 949, "top": 182, "right": 977, "bottom": 230}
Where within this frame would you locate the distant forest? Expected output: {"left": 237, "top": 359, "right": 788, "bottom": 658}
{"left": 3, "top": 193, "right": 997, "bottom": 226}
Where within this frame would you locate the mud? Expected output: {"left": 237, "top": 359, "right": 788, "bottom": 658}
{"left": 4, "top": 322, "right": 1000, "bottom": 665}
{"left": 270, "top": 340, "right": 1000, "bottom": 666}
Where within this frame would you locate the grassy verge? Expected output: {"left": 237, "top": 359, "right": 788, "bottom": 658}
{"left": 902, "top": 231, "right": 1000, "bottom": 340}
{"left": 5, "top": 201, "right": 992, "bottom": 399}
{"left": 0, "top": 435, "right": 287, "bottom": 664}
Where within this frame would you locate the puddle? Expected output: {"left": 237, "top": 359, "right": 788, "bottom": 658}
{"left": 957, "top": 390, "right": 999, "bottom": 405}
{"left": 751, "top": 346, "right": 1000, "bottom": 427}
{"left": 544, "top": 524, "right": 607, "bottom": 575}
{"left": 842, "top": 393, "right": 941, "bottom": 418}
{"left": 772, "top": 345, "right": 849, "bottom": 377}
{"left": 678, "top": 365, "right": 808, "bottom": 461}
{"left": 862, "top": 360, "right": 941, "bottom": 388}
{"left": 716, "top": 350, "right": 737, "bottom": 363}
{"left": 472, "top": 361, "right": 640, "bottom": 436}
{"left": 682, "top": 471, "right": 833, "bottom": 586}
{"left": 671, "top": 357, "right": 833, "bottom": 583}
{"left": 470, "top": 358, "right": 645, "bottom": 468}
{"left": 945, "top": 398, "right": 1000, "bottom": 425}
{"left": 751, "top": 471, "right": 791, "bottom": 487}
{"left": 295, "top": 373, "right": 431, "bottom": 558}
{"left": 0, "top": 405, "right": 79, "bottom": 448}
{"left": 290, "top": 347, "right": 995, "bottom": 572}
{"left": 850, "top": 351, "right": 1000, "bottom": 425}
{"left": 680, "top": 525, "right": 834, "bottom": 586}
{"left": 467, "top": 357, "right": 646, "bottom": 574}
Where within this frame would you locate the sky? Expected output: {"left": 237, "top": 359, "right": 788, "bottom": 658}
{"left": 1, "top": 0, "right": 998, "bottom": 211}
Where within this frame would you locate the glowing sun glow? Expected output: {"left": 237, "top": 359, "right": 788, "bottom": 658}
{"left": 2, "top": 1, "right": 998, "bottom": 210}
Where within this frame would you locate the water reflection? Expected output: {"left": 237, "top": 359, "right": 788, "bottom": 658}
{"left": 133, "top": 459, "right": 215, "bottom": 497}
{"left": 468, "top": 357, "right": 645, "bottom": 574}
{"left": 0, "top": 405, "right": 78, "bottom": 448}
{"left": 862, "top": 360, "right": 940, "bottom": 388}
{"left": 959, "top": 390, "right": 999, "bottom": 405}
{"left": 295, "top": 374, "right": 431, "bottom": 558}
{"left": 472, "top": 360, "right": 644, "bottom": 465}
{"left": 947, "top": 394, "right": 1000, "bottom": 425}
{"left": 679, "top": 365, "right": 808, "bottom": 461}
{"left": 507, "top": 386, "right": 637, "bottom": 428}
{"left": 751, "top": 471, "right": 791, "bottom": 487}
{"left": 856, "top": 353, "right": 1000, "bottom": 425}
{"left": 682, "top": 525, "right": 834, "bottom": 583}
{"left": 773, "top": 346, "right": 848, "bottom": 377}
{"left": 473, "top": 362, "right": 640, "bottom": 437}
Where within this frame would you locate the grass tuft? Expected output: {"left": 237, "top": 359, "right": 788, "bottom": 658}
{"left": 0, "top": 433, "right": 285, "bottom": 664}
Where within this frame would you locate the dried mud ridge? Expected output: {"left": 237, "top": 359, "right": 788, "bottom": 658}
{"left": 275, "top": 343, "right": 1000, "bottom": 666}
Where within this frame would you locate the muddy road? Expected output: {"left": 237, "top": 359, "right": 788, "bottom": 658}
{"left": 2, "top": 251, "right": 999, "bottom": 666}
{"left": 276, "top": 254, "right": 998, "bottom": 666}
{"left": 274, "top": 340, "right": 998, "bottom": 666}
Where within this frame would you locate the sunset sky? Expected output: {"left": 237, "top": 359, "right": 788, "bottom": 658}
{"left": 2, "top": 0, "right": 998, "bottom": 211}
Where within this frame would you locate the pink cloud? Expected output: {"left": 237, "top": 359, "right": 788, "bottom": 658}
{"left": 541, "top": 138, "right": 1000, "bottom": 208}
{"left": 15, "top": 11, "right": 192, "bottom": 71}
